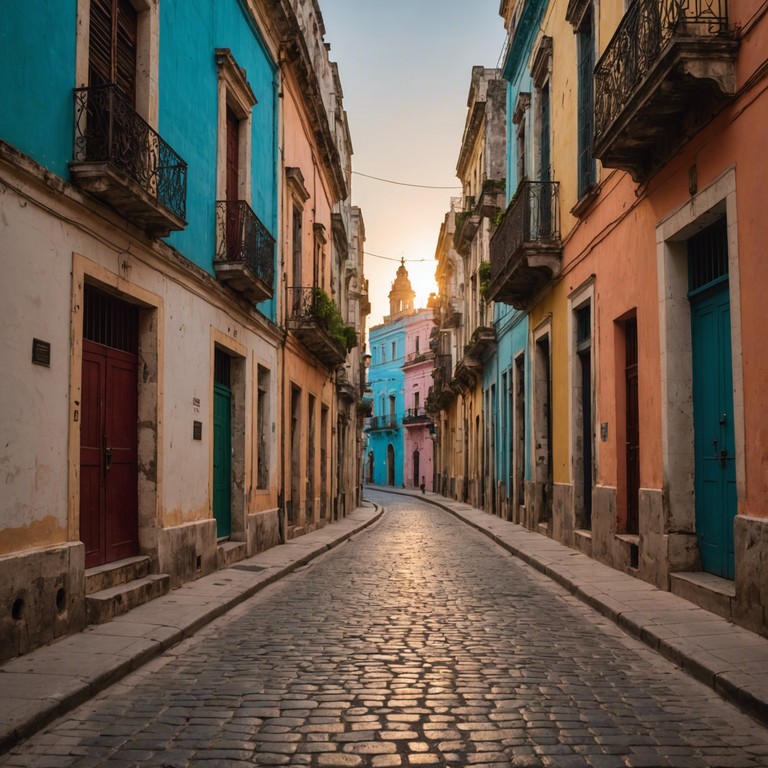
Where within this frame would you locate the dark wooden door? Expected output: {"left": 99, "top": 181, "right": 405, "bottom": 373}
{"left": 80, "top": 340, "right": 139, "bottom": 567}
{"left": 625, "top": 318, "right": 640, "bottom": 534}
{"left": 213, "top": 350, "right": 232, "bottom": 538}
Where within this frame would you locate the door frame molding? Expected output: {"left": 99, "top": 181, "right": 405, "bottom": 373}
{"left": 69, "top": 252, "right": 163, "bottom": 553}
{"left": 656, "top": 167, "right": 745, "bottom": 544}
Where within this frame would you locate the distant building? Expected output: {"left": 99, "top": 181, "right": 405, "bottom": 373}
{"left": 364, "top": 261, "right": 434, "bottom": 489}
{"left": 402, "top": 310, "right": 436, "bottom": 492}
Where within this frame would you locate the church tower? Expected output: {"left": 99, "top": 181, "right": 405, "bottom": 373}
{"left": 385, "top": 258, "right": 416, "bottom": 322}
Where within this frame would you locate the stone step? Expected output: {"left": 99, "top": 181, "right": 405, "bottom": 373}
{"left": 670, "top": 571, "right": 735, "bottom": 620}
{"left": 85, "top": 574, "right": 170, "bottom": 625}
{"left": 84, "top": 555, "right": 150, "bottom": 595}
{"left": 217, "top": 541, "right": 246, "bottom": 570}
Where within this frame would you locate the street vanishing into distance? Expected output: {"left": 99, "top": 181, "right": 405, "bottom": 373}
{"left": 2, "top": 491, "right": 768, "bottom": 768}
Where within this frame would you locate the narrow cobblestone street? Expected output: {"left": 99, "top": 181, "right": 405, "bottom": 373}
{"left": 3, "top": 491, "right": 768, "bottom": 768}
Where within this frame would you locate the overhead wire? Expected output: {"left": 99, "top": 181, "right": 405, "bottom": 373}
{"left": 352, "top": 171, "right": 460, "bottom": 190}
{"left": 364, "top": 251, "right": 433, "bottom": 264}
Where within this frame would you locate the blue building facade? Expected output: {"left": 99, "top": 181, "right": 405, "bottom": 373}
{"left": 365, "top": 318, "right": 407, "bottom": 487}
{"left": 1, "top": 0, "right": 279, "bottom": 321}
{"left": 486, "top": 0, "right": 549, "bottom": 521}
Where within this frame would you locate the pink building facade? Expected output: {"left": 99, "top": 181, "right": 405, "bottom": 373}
{"left": 402, "top": 309, "right": 436, "bottom": 491}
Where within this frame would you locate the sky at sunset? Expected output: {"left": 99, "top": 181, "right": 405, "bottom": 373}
{"left": 319, "top": 0, "right": 507, "bottom": 329}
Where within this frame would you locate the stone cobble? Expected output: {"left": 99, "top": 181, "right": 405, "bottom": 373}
{"left": 2, "top": 491, "right": 768, "bottom": 767}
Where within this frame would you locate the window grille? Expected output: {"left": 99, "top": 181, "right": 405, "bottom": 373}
{"left": 688, "top": 217, "right": 728, "bottom": 293}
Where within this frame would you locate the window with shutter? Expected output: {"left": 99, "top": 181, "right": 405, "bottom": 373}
{"left": 577, "top": 7, "right": 596, "bottom": 197}
{"left": 88, "top": 0, "right": 137, "bottom": 103}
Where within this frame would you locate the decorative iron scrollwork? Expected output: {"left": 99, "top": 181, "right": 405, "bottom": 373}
{"left": 215, "top": 201, "right": 276, "bottom": 287}
{"left": 490, "top": 181, "right": 560, "bottom": 284}
{"left": 594, "top": 0, "right": 730, "bottom": 141}
{"left": 73, "top": 84, "right": 187, "bottom": 221}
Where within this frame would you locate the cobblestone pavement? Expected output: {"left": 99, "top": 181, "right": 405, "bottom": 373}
{"left": 3, "top": 491, "right": 768, "bottom": 768}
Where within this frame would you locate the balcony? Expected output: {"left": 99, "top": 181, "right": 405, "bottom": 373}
{"left": 215, "top": 201, "right": 275, "bottom": 302}
{"left": 594, "top": 0, "right": 738, "bottom": 182}
{"left": 335, "top": 367, "right": 359, "bottom": 404}
{"left": 453, "top": 210, "right": 480, "bottom": 257}
{"left": 402, "top": 408, "right": 432, "bottom": 427}
{"left": 286, "top": 287, "right": 351, "bottom": 368}
{"left": 465, "top": 325, "right": 496, "bottom": 359}
{"left": 364, "top": 416, "right": 399, "bottom": 432}
{"left": 71, "top": 85, "right": 187, "bottom": 237}
{"left": 486, "top": 181, "right": 562, "bottom": 309}
{"left": 478, "top": 178, "right": 506, "bottom": 218}
{"left": 402, "top": 351, "right": 431, "bottom": 368}
{"left": 427, "top": 353, "right": 457, "bottom": 412}
{"left": 454, "top": 355, "right": 484, "bottom": 392}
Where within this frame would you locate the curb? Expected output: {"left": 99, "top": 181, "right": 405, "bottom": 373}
{"left": 368, "top": 486, "right": 768, "bottom": 728}
{"left": 0, "top": 503, "right": 383, "bottom": 755}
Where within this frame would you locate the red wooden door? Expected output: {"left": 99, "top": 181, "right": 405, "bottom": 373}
{"left": 80, "top": 339, "right": 139, "bottom": 568}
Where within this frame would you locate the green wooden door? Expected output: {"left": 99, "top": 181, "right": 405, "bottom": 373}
{"left": 691, "top": 281, "right": 736, "bottom": 578}
{"left": 691, "top": 281, "right": 737, "bottom": 579}
{"left": 213, "top": 380, "right": 232, "bottom": 538}
{"left": 689, "top": 218, "right": 736, "bottom": 579}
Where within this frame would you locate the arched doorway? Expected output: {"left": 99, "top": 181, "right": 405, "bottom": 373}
{"left": 413, "top": 449, "right": 420, "bottom": 488}
{"left": 387, "top": 444, "right": 395, "bottom": 486}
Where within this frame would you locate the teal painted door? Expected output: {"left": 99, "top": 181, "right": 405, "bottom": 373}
{"left": 213, "top": 381, "right": 232, "bottom": 538}
{"left": 691, "top": 281, "right": 736, "bottom": 578}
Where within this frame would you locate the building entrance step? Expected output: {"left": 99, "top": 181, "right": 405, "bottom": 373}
{"left": 85, "top": 574, "right": 170, "bottom": 625}
{"left": 217, "top": 540, "right": 246, "bottom": 569}
{"left": 84, "top": 555, "right": 151, "bottom": 595}
{"left": 670, "top": 571, "right": 735, "bottom": 620}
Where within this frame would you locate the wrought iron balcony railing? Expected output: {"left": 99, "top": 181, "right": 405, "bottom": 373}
{"left": 402, "top": 351, "right": 430, "bottom": 367}
{"left": 364, "top": 416, "right": 400, "bottom": 432}
{"left": 465, "top": 325, "right": 497, "bottom": 360}
{"left": 595, "top": 0, "right": 728, "bottom": 140}
{"left": 72, "top": 85, "right": 187, "bottom": 234}
{"left": 487, "top": 181, "right": 562, "bottom": 308}
{"left": 402, "top": 408, "right": 432, "bottom": 426}
{"left": 490, "top": 181, "right": 560, "bottom": 284}
{"left": 215, "top": 201, "right": 275, "bottom": 302}
{"left": 285, "top": 287, "right": 351, "bottom": 368}
{"left": 593, "top": 0, "right": 737, "bottom": 181}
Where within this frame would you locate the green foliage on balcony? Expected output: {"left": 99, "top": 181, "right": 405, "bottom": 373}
{"left": 479, "top": 261, "right": 492, "bottom": 297}
{"left": 313, "top": 288, "right": 358, "bottom": 353}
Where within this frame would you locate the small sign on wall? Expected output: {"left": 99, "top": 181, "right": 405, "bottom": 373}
{"left": 32, "top": 338, "right": 51, "bottom": 367}
{"left": 193, "top": 421, "right": 202, "bottom": 440}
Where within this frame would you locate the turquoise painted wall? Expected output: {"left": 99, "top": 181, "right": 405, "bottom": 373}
{"left": 1, "top": 1, "right": 77, "bottom": 177}
{"left": 366, "top": 320, "right": 406, "bottom": 487}
{"left": 487, "top": 304, "right": 529, "bottom": 496}
{"left": 0, "top": 0, "right": 279, "bottom": 322}
{"left": 160, "top": 0, "right": 279, "bottom": 319}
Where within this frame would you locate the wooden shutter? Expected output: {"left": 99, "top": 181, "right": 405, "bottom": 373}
{"left": 115, "top": 0, "right": 138, "bottom": 102}
{"left": 577, "top": 8, "right": 595, "bottom": 195}
{"left": 88, "top": 0, "right": 113, "bottom": 87}
{"left": 226, "top": 106, "right": 240, "bottom": 202}
{"left": 88, "top": 0, "right": 137, "bottom": 103}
